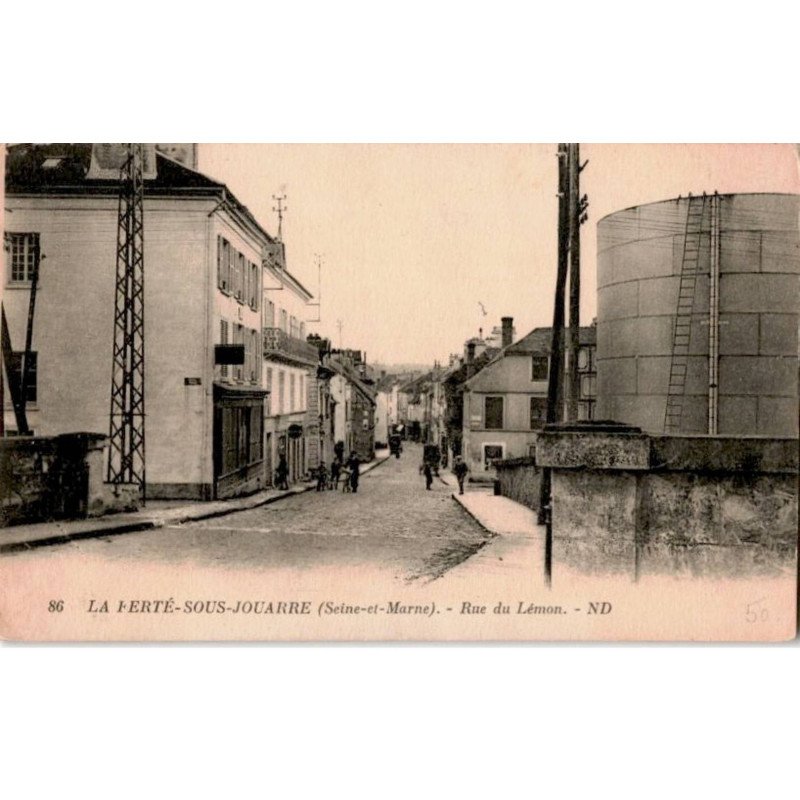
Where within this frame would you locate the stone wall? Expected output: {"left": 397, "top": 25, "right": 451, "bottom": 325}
{"left": 495, "top": 457, "right": 542, "bottom": 511}
{"left": 0, "top": 433, "right": 138, "bottom": 527}
{"left": 536, "top": 426, "right": 798, "bottom": 579}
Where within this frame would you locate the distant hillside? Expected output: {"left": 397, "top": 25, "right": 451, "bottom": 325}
{"left": 371, "top": 362, "right": 430, "bottom": 376}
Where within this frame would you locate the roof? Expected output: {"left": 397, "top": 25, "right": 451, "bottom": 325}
{"left": 5, "top": 143, "right": 224, "bottom": 195}
{"left": 374, "top": 374, "right": 400, "bottom": 393}
{"left": 462, "top": 325, "right": 596, "bottom": 390}
{"left": 6, "top": 143, "right": 315, "bottom": 300}
{"left": 444, "top": 347, "right": 501, "bottom": 388}
{"left": 328, "top": 358, "right": 376, "bottom": 405}
{"left": 504, "top": 325, "right": 596, "bottom": 355}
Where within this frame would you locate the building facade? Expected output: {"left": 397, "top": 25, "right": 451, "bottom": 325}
{"left": 261, "top": 241, "right": 317, "bottom": 486}
{"left": 461, "top": 323, "right": 597, "bottom": 476}
{"left": 2, "top": 144, "right": 304, "bottom": 500}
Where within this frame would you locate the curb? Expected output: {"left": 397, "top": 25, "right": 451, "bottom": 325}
{"left": 450, "top": 493, "right": 498, "bottom": 538}
{"left": 1, "top": 454, "right": 392, "bottom": 555}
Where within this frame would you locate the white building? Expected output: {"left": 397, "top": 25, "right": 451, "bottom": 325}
{"left": 261, "top": 240, "right": 318, "bottom": 486}
{"left": 2, "top": 143, "right": 307, "bottom": 500}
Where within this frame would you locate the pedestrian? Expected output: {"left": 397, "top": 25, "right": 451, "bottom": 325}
{"left": 275, "top": 454, "right": 289, "bottom": 490}
{"left": 330, "top": 458, "right": 341, "bottom": 490}
{"left": 315, "top": 462, "right": 328, "bottom": 492}
{"left": 334, "top": 440, "right": 345, "bottom": 464}
{"left": 420, "top": 461, "right": 433, "bottom": 491}
{"left": 453, "top": 455, "right": 469, "bottom": 495}
{"left": 346, "top": 451, "right": 361, "bottom": 493}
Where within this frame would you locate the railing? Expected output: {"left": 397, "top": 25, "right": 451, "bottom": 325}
{"left": 263, "top": 327, "right": 319, "bottom": 366}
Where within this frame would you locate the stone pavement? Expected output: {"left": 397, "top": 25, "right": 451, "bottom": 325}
{"left": 0, "top": 450, "right": 391, "bottom": 554}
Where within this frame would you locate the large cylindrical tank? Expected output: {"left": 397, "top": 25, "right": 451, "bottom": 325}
{"left": 596, "top": 193, "right": 799, "bottom": 436}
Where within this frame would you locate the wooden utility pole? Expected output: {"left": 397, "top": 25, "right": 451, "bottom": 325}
{"left": 566, "top": 143, "right": 581, "bottom": 421}
{"left": 539, "top": 144, "right": 571, "bottom": 584}
{"left": 545, "top": 145, "right": 571, "bottom": 427}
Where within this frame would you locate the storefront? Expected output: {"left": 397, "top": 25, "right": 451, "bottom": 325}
{"left": 213, "top": 383, "right": 267, "bottom": 499}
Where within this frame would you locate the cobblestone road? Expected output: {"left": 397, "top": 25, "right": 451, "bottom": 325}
{"left": 63, "top": 444, "right": 492, "bottom": 581}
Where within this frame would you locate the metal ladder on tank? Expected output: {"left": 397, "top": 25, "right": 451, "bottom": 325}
{"left": 664, "top": 193, "right": 706, "bottom": 433}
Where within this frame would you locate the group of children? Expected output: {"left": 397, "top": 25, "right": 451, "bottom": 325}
{"left": 315, "top": 451, "right": 361, "bottom": 494}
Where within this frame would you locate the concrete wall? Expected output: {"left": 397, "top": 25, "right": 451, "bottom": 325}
{"left": 536, "top": 429, "right": 798, "bottom": 580}
{"left": 596, "top": 193, "right": 799, "bottom": 436}
{"left": 3, "top": 196, "right": 216, "bottom": 496}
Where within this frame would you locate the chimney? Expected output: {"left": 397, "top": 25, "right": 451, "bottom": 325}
{"left": 466, "top": 342, "right": 475, "bottom": 364}
{"left": 501, "top": 317, "right": 513, "bottom": 348}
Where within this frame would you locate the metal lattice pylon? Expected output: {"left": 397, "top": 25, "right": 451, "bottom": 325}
{"left": 107, "top": 144, "right": 146, "bottom": 496}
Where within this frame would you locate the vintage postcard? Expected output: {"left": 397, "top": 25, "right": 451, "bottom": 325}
{"left": 0, "top": 143, "right": 797, "bottom": 642}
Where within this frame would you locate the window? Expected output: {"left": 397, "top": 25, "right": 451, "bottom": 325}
{"left": 299, "top": 322, "right": 306, "bottom": 340}
{"left": 290, "top": 374, "right": 296, "bottom": 411}
{"left": 266, "top": 300, "right": 275, "bottom": 328}
{"left": 219, "top": 320, "right": 229, "bottom": 378}
{"left": 484, "top": 396, "right": 504, "bottom": 430}
{"left": 6, "top": 352, "right": 37, "bottom": 403}
{"left": 278, "top": 371, "right": 285, "bottom": 414}
{"left": 266, "top": 368, "right": 273, "bottom": 413}
{"left": 250, "top": 328, "right": 259, "bottom": 383}
{"left": 218, "top": 237, "right": 230, "bottom": 292}
{"left": 227, "top": 242, "right": 235, "bottom": 295}
{"left": 236, "top": 253, "right": 246, "bottom": 301}
{"left": 531, "top": 355, "right": 548, "bottom": 381}
{"left": 530, "top": 396, "right": 547, "bottom": 429}
{"left": 5, "top": 233, "right": 40, "bottom": 284}
{"left": 483, "top": 444, "right": 504, "bottom": 470}
{"left": 280, "top": 309, "right": 288, "bottom": 333}
{"left": 580, "top": 373, "right": 597, "bottom": 399}
{"left": 249, "top": 262, "right": 259, "bottom": 310}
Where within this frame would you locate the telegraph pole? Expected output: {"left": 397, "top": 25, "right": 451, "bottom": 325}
{"left": 539, "top": 145, "right": 571, "bottom": 585}
{"left": 566, "top": 144, "right": 580, "bottom": 421}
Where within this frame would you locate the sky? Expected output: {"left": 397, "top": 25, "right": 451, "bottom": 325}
{"left": 199, "top": 144, "right": 799, "bottom": 366}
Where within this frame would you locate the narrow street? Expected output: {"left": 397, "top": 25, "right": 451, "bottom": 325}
{"left": 43, "top": 443, "right": 491, "bottom": 582}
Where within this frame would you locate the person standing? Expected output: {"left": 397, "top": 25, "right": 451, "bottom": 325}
{"left": 315, "top": 462, "right": 328, "bottom": 492}
{"left": 330, "top": 458, "right": 341, "bottom": 490}
{"left": 453, "top": 455, "right": 469, "bottom": 496}
{"left": 275, "top": 454, "right": 289, "bottom": 490}
{"left": 346, "top": 451, "right": 361, "bottom": 493}
{"left": 420, "top": 461, "right": 433, "bottom": 491}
